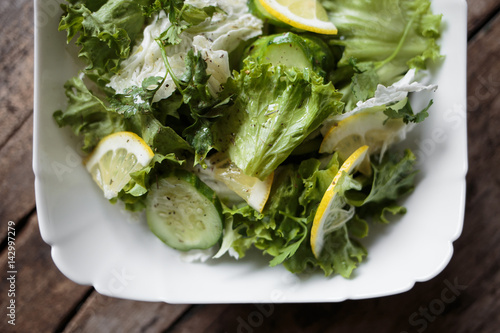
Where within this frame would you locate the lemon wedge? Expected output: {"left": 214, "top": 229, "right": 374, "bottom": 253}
{"left": 320, "top": 111, "right": 407, "bottom": 175}
{"left": 311, "top": 145, "right": 369, "bottom": 258}
{"left": 208, "top": 154, "right": 274, "bottom": 213}
{"left": 258, "top": 0, "right": 338, "bottom": 35}
{"left": 85, "top": 131, "right": 154, "bottom": 199}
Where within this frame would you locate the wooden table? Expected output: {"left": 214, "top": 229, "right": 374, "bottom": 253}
{"left": 1, "top": 1, "right": 499, "bottom": 332}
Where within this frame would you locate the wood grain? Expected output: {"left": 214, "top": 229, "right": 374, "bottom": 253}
{"left": 467, "top": 0, "right": 500, "bottom": 36}
{"left": 0, "top": 0, "right": 35, "bottom": 242}
{"left": 0, "top": 214, "right": 92, "bottom": 333}
{"left": 62, "top": 295, "right": 191, "bottom": 333}
{"left": 0, "top": 0, "right": 34, "bottom": 149}
{"left": 0, "top": 115, "right": 35, "bottom": 241}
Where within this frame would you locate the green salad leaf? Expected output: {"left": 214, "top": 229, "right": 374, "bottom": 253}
{"left": 213, "top": 59, "right": 344, "bottom": 179}
{"left": 53, "top": 76, "right": 127, "bottom": 152}
{"left": 54, "top": 76, "right": 192, "bottom": 156}
{"left": 346, "top": 149, "right": 417, "bottom": 223}
{"left": 322, "top": 0, "right": 442, "bottom": 84}
{"left": 110, "top": 76, "right": 164, "bottom": 117}
{"left": 223, "top": 165, "right": 309, "bottom": 267}
{"left": 145, "top": 0, "right": 224, "bottom": 47}
{"left": 59, "top": 0, "right": 149, "bottom": 84}
{"left": 383, "top": 98, "right": 433, "bottom": 124}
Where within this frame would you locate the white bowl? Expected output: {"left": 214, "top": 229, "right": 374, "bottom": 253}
{"left": 33, "top": 0, "right": 468, "bottom": 303}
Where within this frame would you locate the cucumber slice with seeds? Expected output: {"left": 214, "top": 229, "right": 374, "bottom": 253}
{"left": 146, "top": 171, "right": 223, "bottom": 251}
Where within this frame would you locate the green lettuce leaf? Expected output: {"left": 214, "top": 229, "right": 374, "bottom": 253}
{"left": 285, "top": 155, "right": 367, "bottom": 277}
{"left": 213, "top": 59, "right": 344, "bottom": 179}
{"left": 220, "top": 155, "right": 369, "bottom": 277}
{"left": 145, "top": 0, "right": 224, "bottom": 46}
{"left": 346, "top": 149, "right": 417, "bottom": 223}
{"left": 383, "top": 97, "right": 433, "bottom": 124}
{"left": 155, "top": 44, "right": 235, "bottom": 165}
{"left": 139, "top": 115, "right": 193, "bottom": 156}
{"left": 116, "top": 153, "right": 185, "bottom": 211}
{"left": 53, "top": 76, "right": 127, "bottom": 152}
{"left": 284, "top": 223, "right": 367, "bottom": 278}
{"left": 224, "top": 165, "right": 306, "bottom": 265}
{"left": 348, "top": 149, "right": 417, "bottom": 205}
{"left": 59, "top": 0, "right": 149, "bottom": 84}
{"left": 298, "top": 155, "right": 340, "bottom": 211}
{"left": 350, "top": 61, "right": 379, "bottom": 102}
{"left": 109, "top": 76, "right": 164, "bottom": 117}
{"left": 54, "top": 76, "right": 192, "bottom": 156}
{"left": 322, "top": 0, "right": 442, "bottom": 85}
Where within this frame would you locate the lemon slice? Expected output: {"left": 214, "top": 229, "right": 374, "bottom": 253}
{"left": 85, "top": 131, "right": 154, "bottom": 199}
{"left": 311, "top": 145, "right": 369, "bottom": 258}
{"left": 258, "top": 0, "right": 338, "bottom": 35}
{"left": 319, "top": 111, "right": 407, "bottom": 175}
{"left": 208, "top": 154, "right": 274, "bottom": 213}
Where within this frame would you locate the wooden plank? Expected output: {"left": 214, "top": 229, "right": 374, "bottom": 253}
{"left": 467, "top": 0, "right": 500, "bottom": 36}
{"left": 158, "top": 285, "right": 456, "bottom": 333}
{"left": 164, "top": 267, "right": 496, "bottom": 333}
{"left": 0, "top": 115, "right": 35, "bottom": 242}
{"left": 0, "top": 213, "right": 92, "bottom": 332}
{"left": 0, "top": 0, "right": 34, "bottom": 149}
{"left": 467, "top": 10, "right": 500, "bottom": 114}
{"left": 62, "top": 294, "right": 191, "bottom": 332}
{"left": 0, "top": 0, "right": 35, "bottom": 242}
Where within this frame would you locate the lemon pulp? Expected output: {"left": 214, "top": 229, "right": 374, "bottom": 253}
{"left": 258, "top": 0, "right": 338, "bottom": 35}
{"left": 85, "top": 131, "right": 154, "bottom": 199}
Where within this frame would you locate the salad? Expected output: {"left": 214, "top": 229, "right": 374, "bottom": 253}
{"left": 54, "top": 0, "right": 442, "bottom": 277}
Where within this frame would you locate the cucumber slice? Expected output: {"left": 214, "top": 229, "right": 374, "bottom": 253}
{"left": 244, "top": 32, "right": 334, "bottom": 77}
{"left": 146, "top": 171, "right": 223, "bottom": 251}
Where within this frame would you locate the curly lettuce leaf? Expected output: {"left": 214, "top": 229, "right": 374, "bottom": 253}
{"left": 110, "top": 76, "right": 164, "bottom": 117}
{"left": 116, "top": 153, "right": 185, "bottom": 210}
{"left": 54, "top": 76, "right": 192, "bottom": 156}
{"left": 346, "top": 149, "right": 417, "bottom": 223}
{"left": 59, "top": 0, "right": 149, "bottom": 84}
{"left": 53, "top": 76, "right": 127, "bottom": 152}
{"left": 219, "top": 149, "right": 417, "bottom": 277}
{"left": 348, "top": 149, "right": 417, "bottom": 205}
{"left": 383, "top": 97, "right": 433, "bottom": 124}
{"left": 213, "top": 60, "right": 344, "bottom": 179}
{"left": 155, "top": 45, "right": 235, "bottom": 165}
{"left": 298, "top": 155, "right": 340, "bottom": 211}
{"left": 284, "top": 155, "right": 367, "bottom": 277}
{"left": 218, "top": 155, "right": 369, "bottom": 277}
{"left": 144, "top": 0, "right": 224, "bottom": 46}
{"left": 284, "top": 225, "right": 367, "bottom": 278}
{"left": 224, "top": 165, "right": 306, "bottom": 265}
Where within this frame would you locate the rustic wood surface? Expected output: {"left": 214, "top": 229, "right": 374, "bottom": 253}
{"left": 1, "top": 1, "right": 499, "bottom": 332}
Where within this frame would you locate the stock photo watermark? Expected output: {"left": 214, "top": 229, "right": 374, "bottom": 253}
{"left": 51, "top": 145, "right": 83, "bottom": 182}
{"left": 413, "top": 70, "right": 500, "bottom": 167}
{"left": 5, "top": 221, "right": 17, "bottom": 326}
{"left": 101, "top": 267, "right": 136, "bottom": 296}
{"left": 467, "top": 72, "right": 500, "bottom": 112}
{"left": 35, "top": 0, "right": 61, "bottom": 28}
{"left": 236, "top": 269, "right": 306, "bottom": 333}
{"left": 401, "top": 277, "right": 468, "bottom": 333}
{"left": 413, "top": 102, "right": 465, "bottom": 167}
